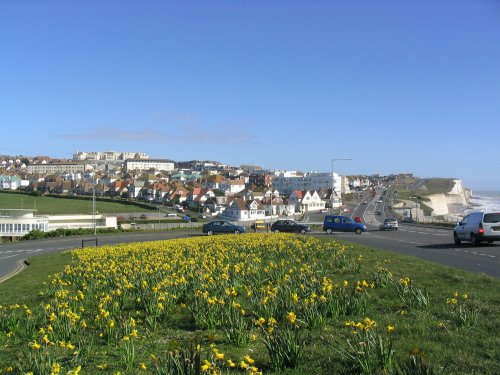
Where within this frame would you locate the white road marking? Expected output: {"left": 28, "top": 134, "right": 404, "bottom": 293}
{"left": 452, "top": 248, "right": 497, "bottom": 259}
{"left": 0, "top": 254, "right": 18, "bottom": 260}
{"left": 394, "top": 239, "right": 425, "bottom": 246}
{"left": 27, "top": 248, "right": 44, "bottom": 253}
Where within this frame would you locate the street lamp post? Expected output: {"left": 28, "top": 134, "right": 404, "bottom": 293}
{"left": 92, "top": 166, "right": 96, "bottom": 236}
{"left": 330, "top": 158, "right": 352, "bottom": 214}
{"left": 416, "top": 192, "right": 419, "bottom": 223}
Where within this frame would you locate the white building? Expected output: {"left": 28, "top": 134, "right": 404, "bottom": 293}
{"left": 219, "top": 179, "right": 246, "bottom": 195}
{"left": 73, "top": 151, "right": 149, "bottom": 161}
{"left": 288, "top": 190, "right": 326, "bottom": 213}
{"left": 124, "top": 159, "right": 175, "bottom": 172}
{"left": 0, "top": 209, "right": 117, "bottom": 238}
{"left": 0, "top": 176, "right": 25, "bottom": 190}
{"left": 0, "top": 209, "right": 49, "bottom": 237}
{"left": 272, "top": 172, "right": 344, "bottom": 196}
{"left": 219, "top": 198, "right": 266, "bottom": 221}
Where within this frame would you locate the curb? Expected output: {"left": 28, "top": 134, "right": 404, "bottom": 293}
{"left": 0, "top": 259, "right": 28, "bottom": 284}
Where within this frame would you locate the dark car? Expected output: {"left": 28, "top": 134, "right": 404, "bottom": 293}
{"left": 323, "top": 215, "right": 367, "bottom": 234}
{"left": 270, "top": 220, "right": 310, "bottom": 234}
{"left": 202, "top": 220, "right": 246, "bottom": 235}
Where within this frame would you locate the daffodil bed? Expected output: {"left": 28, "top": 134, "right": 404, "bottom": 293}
{"left": 0, "top": 234, "right": 499, "bottom": 374}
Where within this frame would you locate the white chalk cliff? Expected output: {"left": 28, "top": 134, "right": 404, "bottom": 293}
{"left": 425, "top": 179, "right": 471, "bottom": 217}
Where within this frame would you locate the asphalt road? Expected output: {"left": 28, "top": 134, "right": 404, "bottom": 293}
{"left": 303, "top": 190, "right": 500, "bottom": 278}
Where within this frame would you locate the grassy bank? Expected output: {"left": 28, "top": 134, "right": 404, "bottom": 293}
{"left": 0, "top": 191, "right": 155, "bottom": 215}
{"left": 0, "top": 235, "right": 499, "bottom": 374}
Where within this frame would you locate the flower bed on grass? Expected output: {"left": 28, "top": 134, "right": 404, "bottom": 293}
{"left": 0, "top": 234, "right": 499, "bottom": 374}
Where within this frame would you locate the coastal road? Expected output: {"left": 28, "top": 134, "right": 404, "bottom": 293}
{"left": 303, "top": 190, "right": 500, "bottom": 278}
{"left": 323, "top": 224, "right": 500, "bottom": 278}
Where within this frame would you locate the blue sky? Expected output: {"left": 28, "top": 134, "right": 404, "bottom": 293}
{"left": 1, "top": 0, "right": 499, "bottom": 191}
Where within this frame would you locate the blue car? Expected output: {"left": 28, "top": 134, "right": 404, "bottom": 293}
{"left": 202, "top": 220, "right": 246, "bottom": 235}
{"left": 323, "top": 215, "right": 367, "bottom": 234}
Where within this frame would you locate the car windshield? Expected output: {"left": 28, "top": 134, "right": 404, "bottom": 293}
{"left": 484, "top": 213, "right": 500, "bottom": 223}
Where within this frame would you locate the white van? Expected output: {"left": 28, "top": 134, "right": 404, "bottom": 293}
{"left": 453, "top": 211, "right": 500, "bottom": 246}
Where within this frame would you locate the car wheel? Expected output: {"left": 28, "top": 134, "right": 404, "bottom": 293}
{"left": 471, "top": 233, "right": 480, "bottom": 246}
{"left": 300, "top": 229, "right": 306, "bottom": 234}
{"left": 326, "top": 228, "right": 333, "bottom": 234}
{"left": 379, "top": 227, "right": 384, "bottom": 231}
{"left": 234, "top": 230, "right": 241, "bottom": 234}
{"left": 453, "top": 232, "right": 461, "bottom": 245}
{"left": 355, "top": 228, "right": 362, "bottom": 234}
{"left": 273, "top": 229, "right": 279, "bottom": 233}
{"left": 207, "top": 230, "right": 213, "bottom": 236}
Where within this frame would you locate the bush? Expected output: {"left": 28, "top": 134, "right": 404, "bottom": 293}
{"left": 22, "top": 227, "right": 122, "bottom": 240}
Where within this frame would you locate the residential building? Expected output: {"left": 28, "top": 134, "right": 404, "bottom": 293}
{"left": 186, "top": 188, "right": 215, "bottom": 208}
{"left": 27, "top": 163, "right": 90, "bottom": 175}
{"left": 220, "top": 198, "right": 266, "bottom": 221}
{"left": 201, "top": 175, "right": 226, "bottom": 190}
{"left": 248, "top": 173, "right": 272, "bottom": 187}
{"left": 271, "top": 172, "right": 344, "bottom": 195}
{"left": 261, "top": 197, "right": 296, "bottom": 216}
{"left": 219, "top": 179, "right": 246, "bottom": 195}
{"left": 288, "top": 190, "right": 325, "bottom": 213}
{"left": 124, "top": 159, "right": 175, "bottom": 172}
{"left": 0, "top": 175, "right": 25, "bottom": 190}
{"left": 73, "top": 151, "right": 149, "bottom": 161}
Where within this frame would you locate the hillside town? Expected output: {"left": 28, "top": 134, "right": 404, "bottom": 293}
{"left": 0, "top": 150, "right": 394, "bottom": 222}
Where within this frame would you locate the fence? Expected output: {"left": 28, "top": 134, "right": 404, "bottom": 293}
{"left": 122, "top": 222, "right": 204, "bottom": 231}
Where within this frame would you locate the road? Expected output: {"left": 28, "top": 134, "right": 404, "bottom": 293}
{"left": 303, "top": 189, "right": 500, "bottom": 278}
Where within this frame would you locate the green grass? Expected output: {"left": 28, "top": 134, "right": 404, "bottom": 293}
{"left": 0, "top": 191, "right": 155, "bottom": 215}
{"left": 0, "top": 252, "right": 73, "bottom": 305}
{"left": 0, "top": 237, "right": 499, "bottom": 374}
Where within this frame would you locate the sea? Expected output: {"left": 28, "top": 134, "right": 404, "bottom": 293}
{"left": 470, "top": 191, "right": 500, "bottom": 212}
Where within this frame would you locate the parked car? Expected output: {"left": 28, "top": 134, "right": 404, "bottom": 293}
{"left": 202, "top": 220, "right": 246, "bottom": 235}
{"left": 379, "top": 218, "right": 398, "bottom": 231}
{"left": 270, "top": 220, "right": 310, "bottom": 234}
{"left": 453, "top": 211, "right": 500, "bottom": 246}
{"left": 323, "top": 215, "right": 367, "bottom": 234}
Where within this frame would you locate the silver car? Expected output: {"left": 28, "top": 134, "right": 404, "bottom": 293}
{"left": 454, "top": 211, "right": 500, "bottom": 246}
{"left": 379, "top": 218, "right": 398, "bottom": 231}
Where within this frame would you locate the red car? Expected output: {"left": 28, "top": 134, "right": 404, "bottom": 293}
{"left": 354, "top": 216, "right": 362, "bottom": 223}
